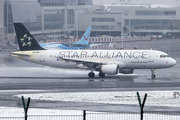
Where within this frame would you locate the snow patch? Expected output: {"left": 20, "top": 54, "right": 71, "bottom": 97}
{"left": 16, "top": 91, "right": 180, "bottom": 107}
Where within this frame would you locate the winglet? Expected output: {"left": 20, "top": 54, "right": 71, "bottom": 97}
{"left": 14, "top": 23, "right": 45, "bottom": 51}
{"left": 73, "top": 26, "right": 91, "bottom": 45}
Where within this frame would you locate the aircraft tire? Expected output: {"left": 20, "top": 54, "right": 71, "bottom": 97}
{"left": 99, "top": 72, "right": 105, "bottom": 77}
{"left": 88, "top": 72, "right": 95, "bottom": 78}
{"left": 151, "top": 74, "right": 156, "bottom": 78}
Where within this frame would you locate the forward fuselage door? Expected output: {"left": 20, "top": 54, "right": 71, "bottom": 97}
{"left": 148, "top": 52, "right": 154, "bottom": 62}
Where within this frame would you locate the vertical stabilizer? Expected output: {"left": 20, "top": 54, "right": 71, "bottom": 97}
{"left": 14, "top": 23, "right": 44, "bottom": 51}
{"left": 73, "top": 26, "right": 91, "bottom": 45}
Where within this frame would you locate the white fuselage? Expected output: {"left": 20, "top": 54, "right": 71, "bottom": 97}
{"left": 12, "top": 49, "right": 177, "bottom": 70}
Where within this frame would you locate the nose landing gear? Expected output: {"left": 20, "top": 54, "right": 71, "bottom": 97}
{"left": 151, "top": 69, "right": 156, "bottom": 78}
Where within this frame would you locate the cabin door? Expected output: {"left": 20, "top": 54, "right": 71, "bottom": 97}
{"left": 148, "top": 52, "right": 154, "bottom": 62}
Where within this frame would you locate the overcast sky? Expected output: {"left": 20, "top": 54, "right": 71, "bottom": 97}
{"left": 93, "top": 0, "right": 180, "bottom": 5}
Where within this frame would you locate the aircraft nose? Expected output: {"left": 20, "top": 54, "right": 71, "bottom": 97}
{"left": 170, "top": 58, "right": 177, "bottom": 67}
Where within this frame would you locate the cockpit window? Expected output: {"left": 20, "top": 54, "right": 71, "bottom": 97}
{"left": 160, "top": 55, "right": 169, "bottom": 58}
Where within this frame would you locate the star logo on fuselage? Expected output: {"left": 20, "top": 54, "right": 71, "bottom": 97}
{"left": 20, "top": 34, "right": 32, "bottom": 47}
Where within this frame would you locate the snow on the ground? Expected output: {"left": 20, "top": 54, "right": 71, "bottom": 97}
{"left": 1, "top": 91, "right": 180, "bottom": 119}
{"left": 0, "top": 107, "right": 83, "bottom": 117}
{"left": 16, "top": 91, "right": 180, "bottom": 107}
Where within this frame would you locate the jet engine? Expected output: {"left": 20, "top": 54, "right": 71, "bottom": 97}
{"left": 119, "top": 69, "right": 134, "bottom": 74}
{"left": 100, "top": 64, "right": 119, "bottom": 75}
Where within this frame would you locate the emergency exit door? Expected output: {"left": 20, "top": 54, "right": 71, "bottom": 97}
{"left": 40, "top": 52, "right": 45, "bottom": 62}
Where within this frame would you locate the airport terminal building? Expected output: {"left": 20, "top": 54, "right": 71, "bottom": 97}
{"left": 1, "top": 0, "right": 180, "bottom": 42}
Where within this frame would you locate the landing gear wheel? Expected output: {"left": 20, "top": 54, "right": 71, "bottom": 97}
{"left": 151, "top": 74, "right": 156, "bottom": 78}
{"left": 99, "top": 72, "right": 105, "bottom": 78}
{"left": 151, "top": 69, "right": 156, "bottom": 79}
{"left": 88, "top": 72, "right": 95, "bottom": 78}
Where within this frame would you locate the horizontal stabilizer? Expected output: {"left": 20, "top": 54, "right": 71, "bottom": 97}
{"left": 11, "top": 52, "right": 31, "bottom": 56}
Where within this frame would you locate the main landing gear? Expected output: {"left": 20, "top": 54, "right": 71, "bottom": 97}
{"left": 151, "top": 69, "right": 156, "bottom": 79}
{"left": 88, "top": 71, "right": 106, "bottom": 78}
{"left": 88, "top": 72, "right": 95, "bottom": 78}
{"left": 99, "top": 72, "right": 105, "bottom": 78}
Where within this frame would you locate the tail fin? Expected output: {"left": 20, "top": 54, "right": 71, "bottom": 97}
{"left": 73, "top": 26, "right": 91, "bottom": 45}
{"left": 14, "top": 23, "right": 44, "bottom": 51}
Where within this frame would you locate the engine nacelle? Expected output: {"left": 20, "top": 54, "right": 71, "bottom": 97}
{"left": 119, "top": 69, "right": 134, "bottom": 74}
{"left": 101, "top": 64, "right": 119, "bottom": 75}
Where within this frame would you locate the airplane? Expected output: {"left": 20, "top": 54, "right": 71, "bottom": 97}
{"left": 40, "top": 26, "right": 98, "bottom": 50}
{"left": 12, "top": 23, "right": 177, "bottom": 78}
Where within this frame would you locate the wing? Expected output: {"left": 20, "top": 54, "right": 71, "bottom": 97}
{"left": 90, "top": 42, "right": 101, "bottom": 47}
{"left": 90, "top": 44, "right": 101, "bottom": 47}
{"left": 56, "top": 56, "right": 126, "bottom": 69}
{"left": 58, "top": 57, "right": 108, "bottom": 68}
